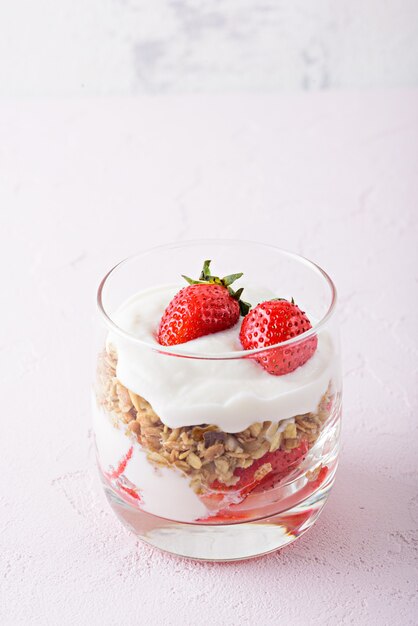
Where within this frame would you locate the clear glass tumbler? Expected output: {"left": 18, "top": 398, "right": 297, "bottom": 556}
{"left": 93, "top": 240, "right": 341, "bottom": 561}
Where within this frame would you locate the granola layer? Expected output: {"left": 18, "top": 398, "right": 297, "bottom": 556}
{"left": 96, "top": 347, "right": 333, "bottom": 494}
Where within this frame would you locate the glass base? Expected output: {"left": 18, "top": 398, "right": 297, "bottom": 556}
{"left": 102, "top": 474, "right": 335, "bottom": 561}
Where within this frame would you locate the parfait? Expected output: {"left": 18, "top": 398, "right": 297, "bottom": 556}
{"left": 94, "top": 242, "right": 341, "bottom": 560}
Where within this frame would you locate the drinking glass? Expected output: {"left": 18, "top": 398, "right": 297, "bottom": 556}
{"left": 93, "top": 240, "right": 341, "bottom": 561}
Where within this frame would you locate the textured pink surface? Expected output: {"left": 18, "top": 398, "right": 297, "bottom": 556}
{"left": 1, "top": 92, "right": 417, "bottom": 625}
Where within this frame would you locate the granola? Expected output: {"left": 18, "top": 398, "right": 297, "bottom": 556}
{"left": 96, "top": 347, "right": 333, "bottom": 494}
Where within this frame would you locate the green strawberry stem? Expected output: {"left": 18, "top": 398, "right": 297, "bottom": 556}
{"left": 182, "top": 259, "right": 251, "bottom": 316}
{"left": 271, "top": 297, "right": 296, "bottom": 305}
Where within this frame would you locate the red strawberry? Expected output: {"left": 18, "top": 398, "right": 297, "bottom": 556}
{"left": 158, "top": 260, "right": 250, "bottom": 346}
{"left": 239, "top": 299, "right": 318, "bottom": 375}
{"left": 211, "top": 440, "right": 308, "bottom": 494}
{"left": 251, "top": 441, "right": 309, "bottom": 493}
{"left": 105, "top": 446, "right": 133, "bottom": 480}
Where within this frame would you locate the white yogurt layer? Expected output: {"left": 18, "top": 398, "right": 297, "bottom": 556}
{"left": 107, "top": 284, "right": 337, "bottom": 433}
{"left": 93, "top": 402, "right": 208, "bottom": 522}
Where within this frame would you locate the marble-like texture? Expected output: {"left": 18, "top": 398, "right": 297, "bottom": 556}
{"left": 0, "top": 91, "right": 417, "bottom": 625}
{"left": 0, "top": 1, "right": 418, "bottom": 95}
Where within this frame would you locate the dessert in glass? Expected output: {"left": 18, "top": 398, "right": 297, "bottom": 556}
{"left": 93, "top": 240, "right": 341, "bottom": 561}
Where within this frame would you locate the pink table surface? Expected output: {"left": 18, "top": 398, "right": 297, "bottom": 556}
{"left": 1, "top": 91, "right": 417, "bottom": 625}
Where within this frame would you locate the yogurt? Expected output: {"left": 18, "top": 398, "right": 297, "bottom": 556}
{"left": 93, "top": 401, "right": 208, "bottom": 522}
{"left": 107, "top": 285, "right": 337, "bottom": 433}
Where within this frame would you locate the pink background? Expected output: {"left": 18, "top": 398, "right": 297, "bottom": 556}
{"left": 1, "top": 91, "right": 417, "bottom": 625}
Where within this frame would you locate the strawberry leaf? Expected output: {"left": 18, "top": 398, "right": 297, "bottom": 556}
{"left": 222, "top": 272, "right": 244, "bottom": 287}
{"left": 239, "top": 300, "right": 251, "bottom": 316}
{"left": 182, "top": 260, "right": 252, "bottom": 316}
{"left": 199, "top": 259, "right": 212, "bottom": 281}
{"left": 181, "top": 274, "right": 207, "bottom": 285}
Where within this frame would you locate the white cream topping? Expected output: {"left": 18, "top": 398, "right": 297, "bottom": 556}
{"left": 92, "top": 402, "right": 208, "bottom": 522}
{"left": 107, "top": 285, "right": 337, "bottom": 433}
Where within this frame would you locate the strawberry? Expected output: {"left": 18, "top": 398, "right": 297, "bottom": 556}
{"left": 211, "top": 440, "right": 309, "bottom": 494}
{"left": 105, "top": 446, "right": 133, "bottom": 480}
{"left": 158, "top": 260, "right": 251, "bottom": 346}
{"left": 239, "top": 299, "right": 318, "bottom": 375}
{"left": 251, "top": 441, "right": 309, "bottom": 493}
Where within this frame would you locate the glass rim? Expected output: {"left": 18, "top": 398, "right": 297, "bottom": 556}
{"left": 96, "top": 239, "right": 337, "bottom": 361}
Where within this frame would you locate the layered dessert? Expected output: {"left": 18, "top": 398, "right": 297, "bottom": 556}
{"left": 94, "top": 260, "right": 340, "bottom": 524}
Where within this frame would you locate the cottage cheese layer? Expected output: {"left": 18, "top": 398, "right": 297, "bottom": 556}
{"left": 107, "top": 285, "right": 338, "bottom": 433}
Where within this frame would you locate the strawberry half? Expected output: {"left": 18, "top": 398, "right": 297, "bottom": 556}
{"left": 158, "top": 260, "right": 251, "bottom": 346}
{"left": 239, "top": 299, "right": 318, "bottom": 375}
{"left": 251, "top": 441, "right": 309, "bottom": 493}
{"left": 211, "top": 440, "right": 309, "bottom": 494}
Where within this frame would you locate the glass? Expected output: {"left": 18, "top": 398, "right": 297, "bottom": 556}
{"left": 93, "top": 240, "right": 341, "bottom": 561}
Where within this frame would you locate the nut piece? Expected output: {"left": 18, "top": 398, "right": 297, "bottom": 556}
{"left": 116, "top": 383, "right": 133, "bottom": 413}
{"left": 265, "top": 422, "right": 279, "bottom": 440}
{"left": 284, "top": 423, "right": 297, "bottom": 439}
{"left": 269, "top": 431, "right": 282, "bottom": 452}
{"left": 254, "top": 462, "right": 272, "bottom": 482}
{"left": 203, "top": 443, "right": 225, "bottom": 462}
{"left": 203, "top": 430, "right": 226, "bottom": 447}
{"left": 147, "top": 451, "right": 169, "bottom": 466}
{"left": 214, "top": 457, "right": 230, "bottom": 476}
{"left": 187, "top": 452, "right": 202, "bottom": 470}
{"left": 191, "top": 425, "right": 219, "bottom": 442}
{"left": 128, "top": 389, "right": 143, "bottom": 413}
{"left": 249, "top": 423, "right": 263, "bottom": 438}
{"left": 241, "top": 439, "right": 261, "bottom": 453}
{"left": 127, "top": 421, "right": 141, "bottom": 435}
{"left": 251, "top": 441, "right": 270, "bottom": 460}
{"left": 225, "top": 435, "right": 240, "bottom": 452}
